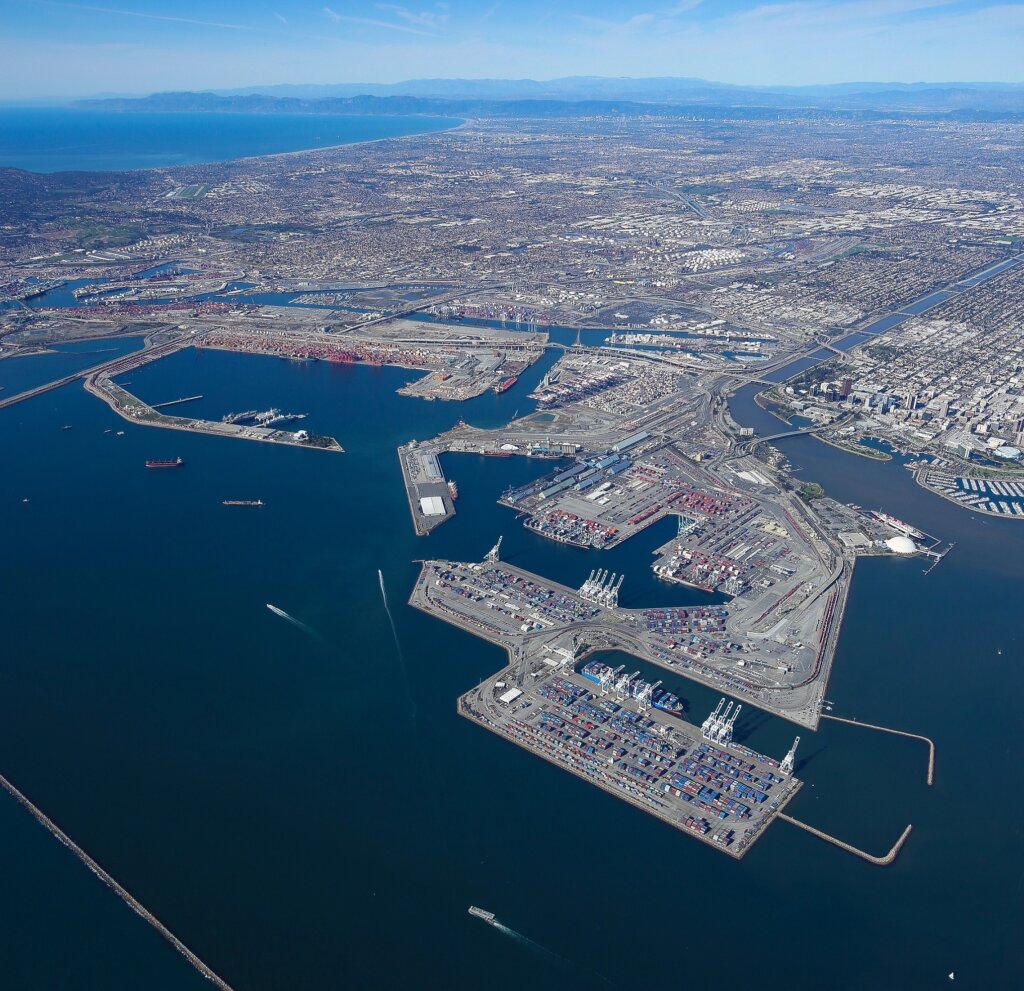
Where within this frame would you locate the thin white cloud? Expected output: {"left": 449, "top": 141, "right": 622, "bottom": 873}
{"left": 273, "top": 11, "right": 287, "bottom": 25}
{"left": 37, "top": 0, "right": 255, "bottom": 31}
{"left": 375, "top": 4, "right": 449, "bottom": 30}
{"left": 322, "top": 5, "right": 437, "bottom": 35}
{"left": 665, "top": 0, "right": 704, "bottom": 13}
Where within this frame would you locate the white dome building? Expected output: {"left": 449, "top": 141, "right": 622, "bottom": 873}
{"left": 885, "top": 535, "right": 918, "bottom": 555}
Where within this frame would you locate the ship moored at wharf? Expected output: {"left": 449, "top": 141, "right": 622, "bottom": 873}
{"left": 870, "top": 510, "right": 925, "bottom": 539}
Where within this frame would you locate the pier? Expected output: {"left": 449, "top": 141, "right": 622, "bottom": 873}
{"left": 85, "top": 370, "right": 344, "bottom": 453}
{"left": 780, "top": 813, "right": 913, "bottom": 866}
{"left": 0, "top": 770, "right": 236, "bottom": 990}
{"left": 458, "top": 664, "right": 803, "bottom": 859}
{"left": 398, "top": 441, "right": 455, "bottom": 535}
{"left": 822, "top": 714, "right": 935, "bottom": 785}
{"left": 152, "top": 394, "right": 203, "bottom": 409}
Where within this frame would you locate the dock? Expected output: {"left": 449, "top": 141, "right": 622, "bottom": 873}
{"left": 398, "top": 441, "right": 455, "bottom": 535}
{"left": 85, "top": 368, "right": 344, "bottom": 453}
{"left": 459, "top": 663, "right": 802, "bottom": 859}
{"left": 410, "top": 555, "right": 822, "bottom": 858}
{"left": 409, "top": 557, "right": 830, "bottom": 727}
{"left": 151, "top": 394, "right": 203, "bottom": 409}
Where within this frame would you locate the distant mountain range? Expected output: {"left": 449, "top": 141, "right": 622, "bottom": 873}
{"left": 78, "top": 76, "right": 1024, "bottom": 117}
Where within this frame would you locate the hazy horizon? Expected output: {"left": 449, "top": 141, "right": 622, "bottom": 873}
{"left": 3, "top": 0, "right": 1024, "bottom": 100}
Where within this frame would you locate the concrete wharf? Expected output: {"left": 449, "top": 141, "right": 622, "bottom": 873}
{"left": 152, "top": 394, "right": 203, "bottom": 409}
{"left": 85, "top": 370, "right": 343, "bottom": 453}
{"left": 458, "top": 664, "right": 803, "bottom": 859}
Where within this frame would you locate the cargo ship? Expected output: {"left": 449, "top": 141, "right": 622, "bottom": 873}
{"left": 223, "top": 500, "right": 264, "bottom": 507}
{"left": 145, "top": 458, "right": 184, "bottom": 469}
{"left": 870, "top": 510, "right": 924, "bottom": 539}
{"left": 493, "top": 375, "right": 517, "bottom": 394}
{"left": 468, "top": 906, "right": 497, "bottom": 925}
{"left": 480, "top": 450, "right": 512, "bottom": 458}
{"left": 580, "top": 661, "right": 685, "bottom": 714}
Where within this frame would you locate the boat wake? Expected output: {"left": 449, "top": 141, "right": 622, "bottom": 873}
{"left": 266, "top": 603, "right": 327, "bottom": 644}
{"left": 378, "top": 569, "right": 417, "bottom": 718}
{"left": 492, "top": 922, "right": 558, "bottom": 958}
{"left": 491, "top": 922, "right": 614, "bottom": 985}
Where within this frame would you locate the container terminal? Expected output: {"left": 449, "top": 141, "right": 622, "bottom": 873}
{"left": 410, "top": 554, "right": 832, "bottom": 728}
{"left": 409, "top": 552, "right": 932, "bottom": 862}
{"left": 455, "top": 625, "right": 802, "bottom": 858}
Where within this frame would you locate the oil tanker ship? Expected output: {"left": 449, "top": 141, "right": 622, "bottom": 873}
{"left": 493, "top": 375, "right": 517, "bottom": 394}
{"left": 145, "top": 457, "right": 184, "bottom": 469}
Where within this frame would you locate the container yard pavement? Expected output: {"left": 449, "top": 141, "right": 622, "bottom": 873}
{"left": 457, "top": 658, "right": 802, "bottom": 859}
{"left": 410, "top": 559, "right": 832, "bottom": 729}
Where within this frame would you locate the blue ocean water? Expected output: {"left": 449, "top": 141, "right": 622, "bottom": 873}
{"left": 0, "top": 108, "right": 460, "bottom": 173}
{"left": 2, "top": 342, "right": 1023, "bottom": 990}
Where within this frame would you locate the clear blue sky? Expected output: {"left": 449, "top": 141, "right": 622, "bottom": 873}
{"left": 3, "top": 0, "right": 1023, "bottom": 99}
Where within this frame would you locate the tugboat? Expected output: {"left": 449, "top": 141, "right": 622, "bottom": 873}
{"left": 145, "top": 457, "right": 184, "bottom": 469}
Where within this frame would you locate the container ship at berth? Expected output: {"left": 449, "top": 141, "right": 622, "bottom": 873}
{"left": 145, "top": 458, "right": 184, "bottom": 469}
{"left": 870, "top": 510, "right": 925, "bottom": 539}
{"left": 493, "top": 376, "right": 517, "bottom": 394}
{"left": 580, "top": 660, "right": 685, "bottom": 714}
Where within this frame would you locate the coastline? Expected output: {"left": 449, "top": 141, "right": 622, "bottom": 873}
{"left": 0, "top": 109, "right": 467, "bottom": 176}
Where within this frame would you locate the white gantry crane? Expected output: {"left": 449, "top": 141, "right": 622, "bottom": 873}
{"left": 701, "top": 698, "right": 725, "bottom": 740}
{"left": 599, "top": 664, "right": 624, "bottom": 697}
{"left": 614, "top": 670, "right": 639, "bottom": 702}
{"left": 635, "top": 679, "right": 660, "bottom": 713}
{"left": 485, "top": 536, "right": 503, "bottom": 564}
{"left": 701, "top": 698, "right": 741, "bottom": 745}
{"left": 781, "top": 736, "right": 800, "bottom": 775}
{"left": 578, "top": 569, "right": 624, "bottom": 609}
